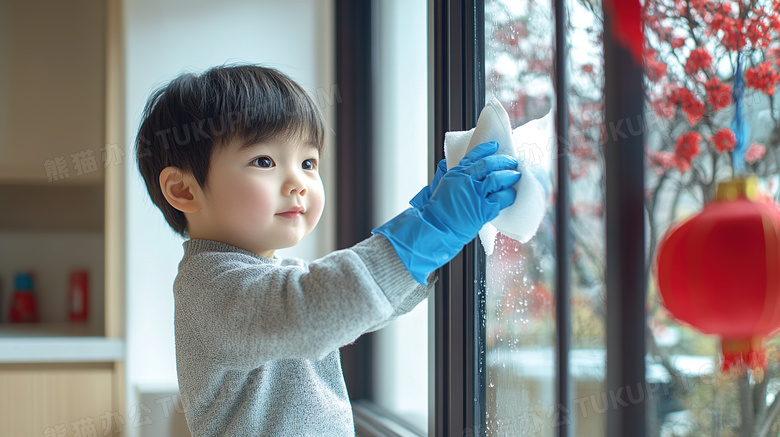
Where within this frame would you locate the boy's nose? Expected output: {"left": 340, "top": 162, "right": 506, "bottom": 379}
{"left": 282, "top": 171, "right": 307, "bottom": 196}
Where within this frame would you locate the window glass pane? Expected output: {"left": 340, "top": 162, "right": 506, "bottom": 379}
{"left": 645, "top": 1, "right": 780, "bottom": 436}
{"left": 567, "top": 0, "right": 611, "bottom": 437}
{"left": 371, "top": 0, "right": 428, "bottom": 432}
{"left": 565, "top": 1, "right": 607, "bottom": 435}
{"left": 484, "top": 1, "right": 556, "bottom": 435}
{"left": 484, "top": 0, "right": 609, "bottom": 435}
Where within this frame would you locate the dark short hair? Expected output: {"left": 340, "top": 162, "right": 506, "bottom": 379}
{"left": 136, "top": 64, "right": 325, "bottom": 236}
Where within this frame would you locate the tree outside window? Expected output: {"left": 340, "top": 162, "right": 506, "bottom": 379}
{"left": 486, "top": 0, "right": 780, "bottom": 436}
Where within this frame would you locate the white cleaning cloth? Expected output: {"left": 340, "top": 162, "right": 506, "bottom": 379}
{"left": 444, "top": 97, "right": 552, "bottom": 255}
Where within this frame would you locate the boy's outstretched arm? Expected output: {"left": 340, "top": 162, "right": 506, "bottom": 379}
{"left": 176, "top": 235, "right": 431, "bottom": 366}
{"left": 373, "top": 141, "right": 521, "bottom": 284}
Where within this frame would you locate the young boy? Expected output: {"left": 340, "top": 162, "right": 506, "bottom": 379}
{"left": 135, "top": 64, "right": 520, "bottom": 436}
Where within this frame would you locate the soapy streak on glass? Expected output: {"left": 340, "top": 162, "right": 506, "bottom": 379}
{"left": 483, "top": 0, "right": 558, "bottom": 435}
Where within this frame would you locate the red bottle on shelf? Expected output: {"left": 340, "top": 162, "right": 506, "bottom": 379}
{"left": 69, "top": 269, "right": 89, "bottom": 323}
{"left": 10, "top": 271, "right": 38, "bottom": 323}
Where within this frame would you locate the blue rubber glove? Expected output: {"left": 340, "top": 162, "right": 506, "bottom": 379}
{"left": 409, "top": 159, "right": 448, "bottom": 210}
{"left": 373, "top": 142, "right": 521, "bottom": 283}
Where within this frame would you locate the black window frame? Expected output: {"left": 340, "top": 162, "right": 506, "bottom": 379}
{"left": 603, "top": 5, "right": 647, "bottom": 437}
{"left": 430, "top": 0, "right": 485, "bottom": 435}
{"left": 336, "top": 0, "right": 376, "bottom": 405}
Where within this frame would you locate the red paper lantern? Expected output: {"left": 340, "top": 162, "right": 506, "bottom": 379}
{"left": 655, "top": 176, "right": 780, "bottom": 374}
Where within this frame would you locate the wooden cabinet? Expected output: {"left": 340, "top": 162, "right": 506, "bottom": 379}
{"left": 0, "top": 363, "right": 115, "bottom": 436}
{"left": 0, "top": 0, "right": 125, "bottom": 435}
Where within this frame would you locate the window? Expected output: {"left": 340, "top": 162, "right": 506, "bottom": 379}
{"left": 342, "top": 1, "right": 780, "bottom": 436}
{"left": 432, "top": 0, "right": 645, "bottom": 436}
{"left": 432, "top": 1, "right": 780, "bottom": 437}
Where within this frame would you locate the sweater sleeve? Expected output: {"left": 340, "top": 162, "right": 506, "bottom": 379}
{"left": 174, "top": 235, "right": 434, "bottom": 368}
{"left": 361, "top": 274, "right": 433, "bottom": 334}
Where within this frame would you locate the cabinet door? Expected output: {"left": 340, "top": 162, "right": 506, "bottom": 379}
{"left": 0, "top": 0, "right": 105, "bottom": 184}
{"left": 0, "top": 363, "right": 115, "bottom": 436}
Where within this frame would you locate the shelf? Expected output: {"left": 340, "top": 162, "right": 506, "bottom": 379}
{"left": 0, "top": 323, "right": 123, "bottom": 363}
{"left": 0, "top": 322, "right": 99, "bottom": 338}
{"left": 0, "top": 183, "right": 104, "bottom": 232}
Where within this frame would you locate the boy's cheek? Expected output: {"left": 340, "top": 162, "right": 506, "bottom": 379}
{"left": 307, "top": 188, "right": 326, "bottom": 229}
{"left": 218, "top": 187, "right": 275, "bottom": 228}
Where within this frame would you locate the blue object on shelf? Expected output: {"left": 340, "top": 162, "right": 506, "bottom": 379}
{"left": 14, "top": 272, "right": 34, "bottom": 292}
{"left": 10, "top": 271, "right": 38, "bottom": 323}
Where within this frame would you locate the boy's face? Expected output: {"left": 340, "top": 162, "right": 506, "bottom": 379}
{"left": 187, "top": 138, "right": 324, "bottom": 258}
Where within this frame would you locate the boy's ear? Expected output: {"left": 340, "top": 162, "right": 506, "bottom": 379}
{"left": 159, "top": 166, "right": 201, "bottom": 213}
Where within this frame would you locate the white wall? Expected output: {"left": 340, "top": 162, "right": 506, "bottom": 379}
{"left": 123, "top": 1, "right": 335, "bottom": 436}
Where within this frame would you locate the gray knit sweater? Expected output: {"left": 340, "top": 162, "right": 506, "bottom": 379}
{"left": 173, "top": 234, "right": 434, "bottom": 436}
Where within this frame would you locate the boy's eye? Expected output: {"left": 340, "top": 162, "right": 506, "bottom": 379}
{"left": 302, "top": 159, "right": 317, "bottom": 171}
{"left": 252, "top": 156, "right": 274, "bottom": 168}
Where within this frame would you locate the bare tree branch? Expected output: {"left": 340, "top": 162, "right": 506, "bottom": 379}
{"left": 755, "top": 387, "right": 780, "bottom": 437}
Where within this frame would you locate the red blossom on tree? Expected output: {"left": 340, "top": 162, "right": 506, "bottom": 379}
{"left": 685, "top": 47, "right": 713, "bottom": 74}
{"left": 640, "top": 0, "right": 780, "bottom": 197}
{"left": 704, "top": 1, "right": 780, "bottom": 50}
{"left": 668, "top": 86, "right": 706, "bottom": 125}
{"left": 529, "top": 58, "right": 552, "bottom": 73}
{"left": 745, "top": 62, "right": 780, "bottom": 95}
{"left": 767, "top": 45, "right": 780, "bottom": 64}
{"left": 650, "top": 97, "right": 676, "bottom": 119}
{"left": 644, "top": 49, "right": 667, "bottom": 82}
{"left": 711, "top": 128, "right": 737, "bottom": 153}
{"left": 708, "top": 4, "right": 745, "bottom": 51}
{"left": 570, "top": 202, "right": 604, "bottom": 218}
{"left": 642, "top": 0, "right": 779, "bottom": 181}
{"left": 494, "top": 20, "right": 527, "bottom": 47}
{"left": 569, "top": 167, "right": 588, "bottom": 180}
{"left": 507, "top": 92, "right": 526, "bottom": 120}
{"left": 675, "top": 159, "right": 692, "bottom": 173}
{"left": 648, "top": 150, "right": 677, "bottom": 174}
{"left": 670, "top": 37, "right": 687, "bottom": 48}
{"left": 745, "top": 143, "right": 767, "bottom": 162}
{"left": 674, "top": 132, "right": 702, "bottom": 172}
{"left": 705, "top": 78, "right": 732, "bottom": 111}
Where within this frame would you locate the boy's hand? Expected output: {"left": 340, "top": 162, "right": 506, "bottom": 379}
{"left": 409, "top": 159, "right": 448, "bottom": 210}
{"left": 373, "top": 141, "right": 521, "bottom": 284}
{"left": 421, "top": 142, "right": 520, "bottom": 242}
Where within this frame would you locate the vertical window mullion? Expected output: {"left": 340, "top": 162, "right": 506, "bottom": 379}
{"left": 602, "top": 4, "right": 647, "bottom": 437}
{"left": 467, "top": 1, "right": 486, "bottom": 436}
{"left": 553, "top": 0, "right": 572, "bottom": 436}
{"left": 335, "top": 0, "right": 375, "bottom": 402}
{"left": 430, "top": 0, "right": 448, "bottom": 433}
{"left": 431, "top": 0, "right": 484, "bottom": 436}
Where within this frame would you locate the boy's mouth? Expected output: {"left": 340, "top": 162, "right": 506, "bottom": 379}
{"left": 277, "top": 206, "right": 304, "bottom": 219}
